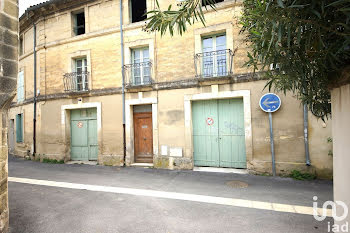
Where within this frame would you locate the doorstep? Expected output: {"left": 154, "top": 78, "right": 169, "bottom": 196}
{"left": 130, "top": 163, "right": 154, "bottom": 168}
{"left": 66, "top": 161, "right": 98, "bottom": 165}
{"left": 193, "top": 167, "right": 248, "bottom": 174}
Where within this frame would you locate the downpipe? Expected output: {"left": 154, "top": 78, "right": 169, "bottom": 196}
{"left": 120, "top": 0, "right": 126, "bottom": 166}
{"left": 303, "top": 104, "right": 311, "bottom": 166}
{"left": 33, "top": 22, "right": 37, "bottom": 157}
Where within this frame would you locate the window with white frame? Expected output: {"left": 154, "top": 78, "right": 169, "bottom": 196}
{"left": 131, "top": 47, "right": 151, "bottom": 85}
{"left": 202, "top": 34, "right": 227, "bottom": 77}
{"left": 17, "top": 71, "right": 24, "bottom": 102}
{"left": 74, "top": 57, "right": 88, "bottom": 91}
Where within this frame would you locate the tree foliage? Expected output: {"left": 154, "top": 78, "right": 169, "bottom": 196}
{"left": 145, "top": 0, "right": 217, "bottom": 35}
{"left": 145, "top": 0, "right": 350, "bottom": 119}
{"left": 240, "top": 0, "right": 350, "bottom": 119}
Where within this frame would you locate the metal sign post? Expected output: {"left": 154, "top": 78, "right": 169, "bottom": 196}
{"left": 259, "top": 93, "right": 282, "bottom": 176}
{"left": 268, "top": 112, "right": 276, "bottom": 176}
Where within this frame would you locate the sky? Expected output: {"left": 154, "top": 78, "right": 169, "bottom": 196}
{"left": 19, "top": 0, "right": 48, "bottom": 17}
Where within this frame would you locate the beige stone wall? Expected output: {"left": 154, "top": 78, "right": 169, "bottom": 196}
{"left": 10, "top": 0, "right": 332, "bottom": 178}
{"left": 9, "top": 95, "right": 125, "bottom": 165}
{"left": 9, "top": 80, "right": 332, "bottom": 177}
{"left": 0, "top": 0, "right": 18, "bottom": 232}
{"left": 153, "top": 81, "right": 332, "bottom": 176}
{"left": 8, "top": 104, "right": 33, "bottom": 157}
{"left": 17, "top": 1, "right": 250, "bottom": 97}
{"left": 0, "top": 112, "right": 9, "bottom": 232}
{"left": 331, "top": 84, "right": 350, "bottom": 227}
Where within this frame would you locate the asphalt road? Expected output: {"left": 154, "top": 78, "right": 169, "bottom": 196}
{"left": 8, "top": 155, "right": 333, "bottom": 233}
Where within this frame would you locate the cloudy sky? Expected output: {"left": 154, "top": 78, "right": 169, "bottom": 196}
{"left": 19, "top": 0, "right": 48, "bottom": 16}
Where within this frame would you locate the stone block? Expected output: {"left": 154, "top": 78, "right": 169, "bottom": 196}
{"left": 0, "top": 43, "right": 17, "bottom": 60}
{"left": 0, "top": 207, "right": 8, "bottom": 233}
{"left": 0, "top": 58, "right": 17, "bottom": 78}
{"left": 0, "top": 162, "right": 7, "bottom": 181}
{"left": 0, "top": 13, "right": 18, "bottom": 32}
{"left": 0, "top": 77, "right": 16, "bottom": 94}
{"left": 101, "top": 154, "right": 123, "bottom": 166}
{"left": 0, "top": 146, "right": 8, "bottom": 161}
{"left": 0, "top": 191, "right": 7, "bottom": 214}
{"left": 153, "top": 156, "right": 170, "bottom": 169}
{"left": 174, "top": 157, "right": 193, "bottom": 170}
{"left": 0, "top": 28, "right": 18, "bottom": 47}
{"left": 2, "top": 0, "right": 18, "bottom": 18}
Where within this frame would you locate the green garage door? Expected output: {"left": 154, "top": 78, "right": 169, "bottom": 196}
{"left": 192, "top": 99, "right": 246, "bottom": 168}
{"left": 71, "top": 108, "right": 98, "bottom": 161}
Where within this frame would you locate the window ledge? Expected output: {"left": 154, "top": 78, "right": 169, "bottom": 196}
{"left": 125, "top": 83, "right": 153, "bottom": 92}
{"left": 64, "top": 90, "right": 90, "bottom": 96}
{"left": 197, "top": 75, "right": 233, "bottom": 82}
{"left": 124, "top": 20, "right": 148, "bottom": 30}
{"left": 201, "top": 0, "right": 242, "bottom": 12}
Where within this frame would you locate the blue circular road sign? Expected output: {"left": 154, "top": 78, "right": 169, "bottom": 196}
{"left": 259, "top": 93, "right": 281, "bottom": 113}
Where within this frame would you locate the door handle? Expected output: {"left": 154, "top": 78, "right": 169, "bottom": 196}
{"left": 143, "top": 137, "right": 146, "bottom": 140}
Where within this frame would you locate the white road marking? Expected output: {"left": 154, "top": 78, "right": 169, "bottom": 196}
{"left": 8, "top": 177, "right": 331, "bottom": 217}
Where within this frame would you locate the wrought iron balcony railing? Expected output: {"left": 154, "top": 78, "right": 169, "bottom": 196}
{"left": 195, "top": 49, "right": 234, "bottom": 78}
{"left": 63, "top": 71, "right": 89, "bottom": 92}
{"left": 123, "top": 61, "right": 153, "bottom": 87}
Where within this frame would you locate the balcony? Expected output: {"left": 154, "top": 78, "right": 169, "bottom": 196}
{"left": 63, "top": 71, "right": 89, "bottom": 92}
{"left": 195, "top": 49, "right": 234, "bottom": 78}
{"left": 123, "top": 61, "right": 153, "bottom": 87}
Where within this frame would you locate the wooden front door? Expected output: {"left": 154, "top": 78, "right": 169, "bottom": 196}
{"left": 134, "top": 112, "right": 153, "bottom": 163}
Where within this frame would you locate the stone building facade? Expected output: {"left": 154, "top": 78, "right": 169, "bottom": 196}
{"left": 0, "top": 0, "right": 18, "bottom": 232}
{"left": 9, "top": 0, "right": 333, "bottom": 178}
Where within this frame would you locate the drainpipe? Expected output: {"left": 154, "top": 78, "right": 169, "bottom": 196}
{"left": 120, "top": 0, "right": 126, "bottom": 166}
{"left": 33, "top": 22, "right": 37, "bottom": 156}
{"left": 303, "top": 104, "right": 311, "bottom": 166}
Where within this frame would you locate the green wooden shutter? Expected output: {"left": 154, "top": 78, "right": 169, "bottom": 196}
{"left": 17, "top": 71, "right": 24, "bottom": 102}
{"left": 16, "top": 114, "right": 23, "bottom": 143}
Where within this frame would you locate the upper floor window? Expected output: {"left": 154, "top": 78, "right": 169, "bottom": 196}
{"left": 19, "top": 36, "right": 24, "bottom": 56}
{"left": 131, "top": 0, "right": 147, "bottom": 23}
{"left": 16, "top": 113, "right": 23, "bottom": 143}
{"left": 75, "top": 58, "right": 88, "bottom": 91}
{"left": 201, "top": 34, "right": 228, "bottom": 77}
{"left": 73, "top": 11, "right": 85, "bottom": 36}
{"left": 17, "top": 71, "right": 24, "bottom": 103}
{"left": 131, "top": 47, "right": 151, "bottom": 85}
{"left": 202, "top": 0, "right": 224, "bottom": 6}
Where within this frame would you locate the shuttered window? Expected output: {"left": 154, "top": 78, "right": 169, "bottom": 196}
{"left": 16, "top": 114, "right": 23, "bottom": 143}
{"left": 17, "top": 71, "right": 24, "bottom": 102}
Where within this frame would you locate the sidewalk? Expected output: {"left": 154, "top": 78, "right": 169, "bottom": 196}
{"left": 8, "top": 155, "right": 333, "bottom": 233}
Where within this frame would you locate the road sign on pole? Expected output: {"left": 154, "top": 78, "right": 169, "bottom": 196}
{"left": 259, "top": 93, "right": 281, "bottom": 113}
{"left": 259, "top": 93, "right": 281, "bottom": 176}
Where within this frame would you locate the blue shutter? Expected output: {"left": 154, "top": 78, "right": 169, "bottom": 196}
{"left": 16, "top": 114, "right": 23, "bottom": 143}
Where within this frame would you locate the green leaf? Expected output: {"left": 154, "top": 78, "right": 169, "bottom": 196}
{"left": 277, "top": 0, "right": 285, "bottom": 8}
{"left": 311, "top": 9, "right": 321, "bottom": 19}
